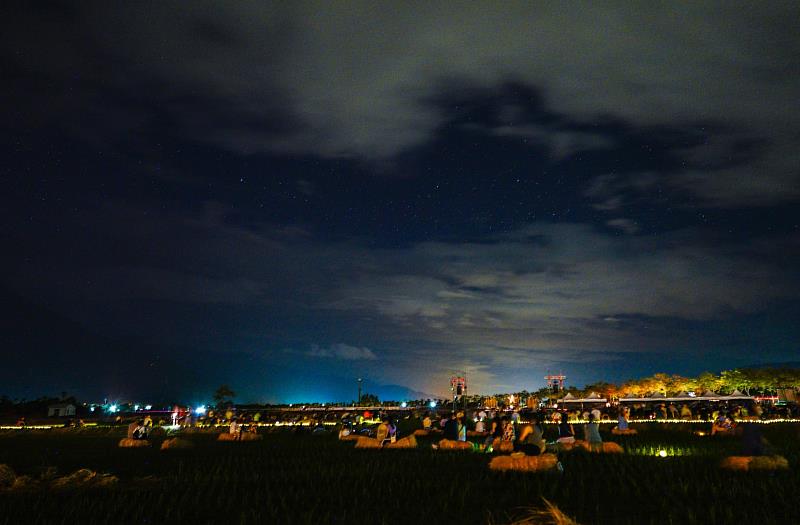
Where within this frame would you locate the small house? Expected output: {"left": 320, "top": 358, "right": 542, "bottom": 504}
{"left": 48, "top": 403, "right": 76, "bottom": 417}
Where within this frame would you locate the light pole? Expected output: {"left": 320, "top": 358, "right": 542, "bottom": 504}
{"left": 357, "top": 378, "right": 362, "bottom": 406}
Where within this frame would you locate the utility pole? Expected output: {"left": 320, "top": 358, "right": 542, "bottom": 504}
{"left": 357, "top": 378, "right": 362, "bottom": 406}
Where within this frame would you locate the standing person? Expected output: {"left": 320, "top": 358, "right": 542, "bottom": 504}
{"left": 584, "top": 413, "right": 602, "bottom": 451}
{"left": 474, "top": 414, "right": 486, "bottom": 434}
{"left": 456, "top": 412, "right": 467, "bottom": 442}
{"left": 229, "top": 417, "right": 241, "bottom": 439}
{"left": 591, "top": 407, "right": 602, "bottom": 421}
{"left": 387, "top": 414, "right": 397, "bottom": 442}
{"left": 556, "top": 412, "right": 575, "bottom": 444}
{"left": 668, "top": 404, "right": 679, "bottom": 419}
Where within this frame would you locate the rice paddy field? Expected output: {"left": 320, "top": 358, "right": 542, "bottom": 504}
{"left": 1, "top": 421, "right": 799, "bottom": 525}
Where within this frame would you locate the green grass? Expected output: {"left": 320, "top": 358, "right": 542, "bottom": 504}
{"left": 0, "top": 423, "right": 798, "bottom": 525}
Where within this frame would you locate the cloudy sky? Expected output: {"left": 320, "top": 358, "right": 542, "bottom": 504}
{"left": 2, "top": 2, "right": 799, "bottom": 403}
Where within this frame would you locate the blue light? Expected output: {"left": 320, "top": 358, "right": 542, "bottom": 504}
{"left": 400, "top": 401, "right": 408, "bottom": 408}
{"left": 195, "top": 405, "right": 206, "bottom": 415}
{"left": 429, "top": 401, "right": 437, "bottom": 408}
{"left": 108, "top": 404, "right": 118, "bottom": 413}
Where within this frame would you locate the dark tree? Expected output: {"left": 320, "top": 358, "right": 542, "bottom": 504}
{"left": 213, "top": 385, "right": 236, "bottom": 408}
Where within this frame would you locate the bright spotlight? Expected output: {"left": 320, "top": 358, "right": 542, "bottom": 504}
{"left": 108, "top": 404, "right": 118, "bottom": 413}
{"left": 401, "top": 401, "right": 408, "bottom": 408}
{"left": 658, "top": 449, "right": 668, "bottom": 458}
{"left": 144, "top": 405, "right": 152, "bottom": 410}
{"left": 195, "top": 405, "right": 206, "bottom": 415}
{"left": 429, "top": 401, "right": 437, "bottom": 408}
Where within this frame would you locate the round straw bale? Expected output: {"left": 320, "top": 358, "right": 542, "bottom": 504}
{"left": 489, "top": 453, "right": 559, "bottom": 472}
{"left": 118, "top": 438, "right": 151, "bottom": 448}
{"left": 0, "top": 464, "right": 16, "bottom": 488}
{"left": 720, "top": 455, "right": 789, "bottom": 471}
{"left": 51, "top": 469, "right": 118, "bottom": 489}
{"left": 439, "top": 439, "right": 474, "bottom": 450}
{"left": 217, "top": 432, "right": 262, "bottom": 441}
{"left": 386, "top": 435, "right": 417, "bottom": 449}
{"left": 354, "top": 436, "right": 383, "bottom": 448}
{"left": 599, "top": 442, "right": 624, "bottom": 454}
{"left": 160, "top": 437, "right": 193, "bottom": 450}
{"left": 413, "top": 429, "right": 429, "bottom": 436}
{"left": 491, "top": 438, "right": 514, "bottom": 453}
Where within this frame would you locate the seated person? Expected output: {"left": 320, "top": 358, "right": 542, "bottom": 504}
{"left": 556, "top": 413, "right": 575, "bottom": 444}
{"left": 711, "top": 413, "right": 734, "bottom": 435}
{"left": 132, "top": 420, "right": 147, "bottom": 440}
{"left": 375, "top": 416, "right": 391, "bottom": 443}
{"left": 516, "top": 414, "right": 545, "bottom": 455}
{"left": 442, "top": 414, "right": 459, "bottom": 441}
{"left": 617, "top": 411, "right": 629, "bottom": 431}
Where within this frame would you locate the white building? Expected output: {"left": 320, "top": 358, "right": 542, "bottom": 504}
{"left": 47, "top": 403, "right": 76, "bottom": 417}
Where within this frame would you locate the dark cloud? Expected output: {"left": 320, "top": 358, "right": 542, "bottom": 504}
{"left": 2, "top": 3, "right": 799, "bottom": 399}
{"left": 4, "top": 3, "right": 800, "bottom": 206}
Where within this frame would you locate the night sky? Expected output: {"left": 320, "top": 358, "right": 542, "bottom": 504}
{"left": 2, "top": 3, "right": 799, "bottom": 403}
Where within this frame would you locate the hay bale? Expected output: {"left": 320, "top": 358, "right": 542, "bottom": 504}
{"left": 11, "top": 475, "right": 36, "bottom": 491}
{"left": 51, "top": 469, "right": 118, "bottom": 490}
{"left": 148, "top": 426, "right": 166, "bottom": 438}
{"left": 556, "top": 439, "right": 579, "bottom": 451}
{"left": 559, "top": 440, "right": 623, "bottom": 454}
{"left": 611, "top": 428, "right": 638, "bottom": 436}
{"left": 354, "top": 436, "right": 383, "bottom": 449}
{"left": 491, "top": 438, "right": 514, "bottom": 453}
{"left": 0, "top": 464, "right": 16, "bottom": 489}
{"left": 339, "top": 433, "right": 360, "bottom": 441}
{"left": 217, "top": 432, "right": 262, "bottom": 441}
{"left": 598, "top": 442, "right": 624, "bottom": 454}
{"left": 467, "top": 430, "right": 487, "bottom": 437}
{"left": 721, "top": 455, "right": 789, "bottom": 471}
{"left": 489, "top": 453, "right": 559, "bottom": 472}
{"left": 160, "top": 438, "right": 193, "bottom": 450}
{"left": 386, "top": 435, "right": 417, "bottom": 449}
{"left": 413, "top": 429, "right": 430, "bottom": 437}
{"left": 118, "top": 438, "right": 151, "bottom": 448}
{"left": 439, "top": 439, "right": 474, "bottom": 451}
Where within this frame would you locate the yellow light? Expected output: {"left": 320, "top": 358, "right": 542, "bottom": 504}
{"left": 658, "top": 450, "right": 667, "bottom": 458}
